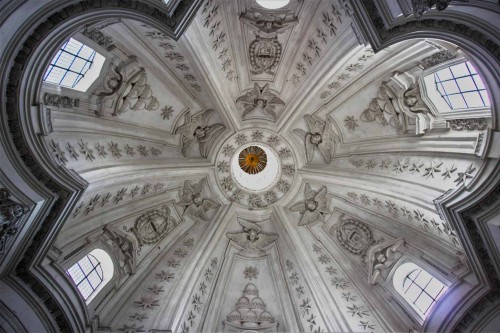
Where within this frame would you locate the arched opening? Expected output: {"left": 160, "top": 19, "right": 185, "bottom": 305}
{"left": 393, "top": 262, "right": 447, "bottom": 318}
{"left": 66, "top": 248, "right": 114, "bottom": 304}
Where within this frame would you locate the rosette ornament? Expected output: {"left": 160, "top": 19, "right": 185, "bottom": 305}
{"left": 290, "top": 184, "right": 332, "bottom": 226}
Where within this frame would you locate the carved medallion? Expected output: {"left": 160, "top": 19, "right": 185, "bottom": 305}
{"left": 335, "top": 215, "right": 375, "bottom": 257}
{"left": 249, "top": 36, "right": 282, "bottom": 75}
{"left": 130, "top": 205, "right": 175, "bottom": 246}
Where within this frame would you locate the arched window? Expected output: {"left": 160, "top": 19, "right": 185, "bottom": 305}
{"left": 66, "top": 249, "right": 113, "bottom": 303}
{"left": 433, "top": 61, "right": 490, "bottom": 110}
{"left": 393, "top": 263, "right": 446, "bottom": 318}
{"left": 43, "top": 38, "right": 105, "bottom": 92}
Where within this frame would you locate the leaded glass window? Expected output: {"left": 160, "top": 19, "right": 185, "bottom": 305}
{"left": 44, "top": 38, "right": 97, "bottom": 88}
{"left": 434, "top": 61, "right": 490, "bottom": 109}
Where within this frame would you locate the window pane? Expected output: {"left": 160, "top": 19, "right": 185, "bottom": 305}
{"left": 415, "top": 292, "right": 433, "bottom": 313}
{"left": 426, "top": 278, "right": 445, "bottom": 298}
{"left": 450, "top": 63, "right": 468, "bottom": 77}
{"left": 43, "top": 38, "right": 99, "bottom": 89}
{"left": 456, "top": 76, "right": 476, "bottom": 91}
{"left": 405, "top": 283, "right": 422, "bottom": 302}
{"left": 448, "top": 94, "right": 467, "bottom": 109}
{"left": 480, "top": 91, "right": 491, "bottom": 106}
{"left": 67, "top": 265, "right": 84, "bottom": 284}
{"left": 78, "top": 279, "right": 93, "bottom": 300}
{"left": 414, "top": 270, "right": 432, "bottom": 287}
{"left": 87, "top": 270, "right": 102, "bottom": 289}
{"left": 441, "top": 80, "right": 460, "bottom": 94}
{"left": 463, "top": 92, "right": 484, "bottom": 108}
{"left": 436, "top": 69, "right": 453, "bottom": 81}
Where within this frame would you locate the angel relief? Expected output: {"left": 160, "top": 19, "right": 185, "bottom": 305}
{"left": 174, "top": 109, "right": 226, "bottom": 158}
{"left": 236, "top": 83, "right": 285, "bottom": 121}
{"left": 226, "top": 219, "right": 278, "bottom": 257}
{"left": 177, "top": 179, "right": 219, "bottom": 221}
{"left": 293, "top": 114, "right": 338, "bottom": 164}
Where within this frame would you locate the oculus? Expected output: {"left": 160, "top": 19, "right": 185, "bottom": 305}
{"left": 239, "top": 146, "right": 267, "bottom": 174}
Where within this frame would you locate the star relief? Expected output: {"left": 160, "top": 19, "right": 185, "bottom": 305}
{"left": 290, "top": 184, "right": 332, "bottom": 226}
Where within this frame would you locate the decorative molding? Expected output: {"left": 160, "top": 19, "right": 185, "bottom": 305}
{"left": 236, "top": 83, "right": 285, "bottom": 121}
{"left": 0, "top": 188, "right": 30, "bottom": 254}
{"left": 449, "top": 118, "right": 488, "bottom": 131}
{"left": 47, "top": 139, "right": 163, "bottom": 165}
{"left": 200, "top": 0, "right": 236, "bottom": 81}
{"left": 319, "top": 47, "right": 374, "bottom": 100}
{"left": 174, "top": 109, "right": 226, "bottom": 158}
{"left": 420, "top": 50, "right": 457, "bottom": 69}
{"left": 43, "top": 93, "right": 80, "bottom": 108}
{"left": 412, "top": 0, "right": 454, "bottom": 19}
{"left": 348, "top": 157, "right": 476, "bottom": 187}
{"left": 289, "top": 183, "right": 332, "bottom": 226}
{"left": 82, "top": 27, "right": 115, "bottom": 49}
{"left": 226, "top": 218, "right": 278, "bottom": 257}
{"left": 293, "top": 114, "right": 338, "bottom": 164}
{"left": 288, "top": 2, "right": 346, "bottom": 87}
{"left": 344, "top": 191, "right": 460, "bottom": 246}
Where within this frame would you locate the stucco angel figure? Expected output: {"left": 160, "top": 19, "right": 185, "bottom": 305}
{"left": 292, "top": 115, "right": 338, "bottom": 164}
{"left": 240, "top": 11, "right": 299, "bottom": 38}
{"left": 226, "top": 219, "right": 278, "bottom": 257}
{"left": 360, "top": 85, "right": 403, "bottom": 130}
{"left": 402, "top": 84, "right": 430, "bottom": 113}
{"left": 289, "top": 184, "right": 332, "bottom": 226}
{"left": 177, "top": 179, "right": 219, "bottom": 221}
{"left": 369, "top": 238, "right": 405, "bottom": 284}
{"left": 175, "top": 109, "right": 226, "bottom": 157}
{"left": 236, "top": 83, "right": 284, "bottom": 120}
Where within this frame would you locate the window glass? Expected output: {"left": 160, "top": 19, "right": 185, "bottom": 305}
{"left": 394, "top": 263, "right": 447, "bottom": 318}
{"left": 44, "top": 38, "right": 105, "bottom": 92}
{"left": 434, "top": 61, "right": 490, "bottom": 109}
{"left": 66, "top": 248, "right": 113, "bottom": 303}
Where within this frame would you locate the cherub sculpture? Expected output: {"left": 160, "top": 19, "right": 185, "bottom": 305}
{"left": 289, "top": 183, "right": 332, "bottom": 226}
{"left": 226, "top": 219, "right": 278, "bottom": 257}
{"left": 292, "top": 115, "right": 338, "bottom": 163}
{"left": 177, "top": 179, "right": 219, "bottom": 221}
{"left": 402, "top": 84, "right": 430, "bottom": 113}
{"left": 175, "top": 109, "right": 226, "bottom": 157}
{"left": 236, "top": 83, "right": 284, "bottom": 120}
{"left": 1, "top": 188, "right": 30, "bottom": 254}
{"left": 240, "top": 10, "right": 298, "bottom": 38}
{"left": 368, "top": 238, "right": 405, "bottom": 284}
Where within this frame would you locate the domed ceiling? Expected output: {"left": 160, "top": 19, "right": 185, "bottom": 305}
{"left": 24, "top": 0, "right": 495, "bottom": 332}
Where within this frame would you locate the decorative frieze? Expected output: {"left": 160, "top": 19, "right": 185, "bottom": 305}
{"left": 43, "top": 93, "right": 80, "bottom": 108}
{"left": 449, "top": 118, "right": 488, "bottom": 131}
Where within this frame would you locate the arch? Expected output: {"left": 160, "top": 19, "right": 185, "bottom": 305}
{"left": 393, "top": 263, "right": 447, "bottom": 318}
{"left": 0, "top": 2, "right": 202, "bottom": 331}
{"left": 66, "top": 248, "right": 114, "bottom": 304}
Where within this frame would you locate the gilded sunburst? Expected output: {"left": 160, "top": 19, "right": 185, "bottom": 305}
{"left": 238, "top": 146, "right": 267, "bottom": 174}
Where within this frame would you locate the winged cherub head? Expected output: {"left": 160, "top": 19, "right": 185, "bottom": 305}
{"left": 292, "top": 114, "right": 338, "bottom": 164}
{"left": 290, "top": 184, "right": 332, "bottom": 226}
